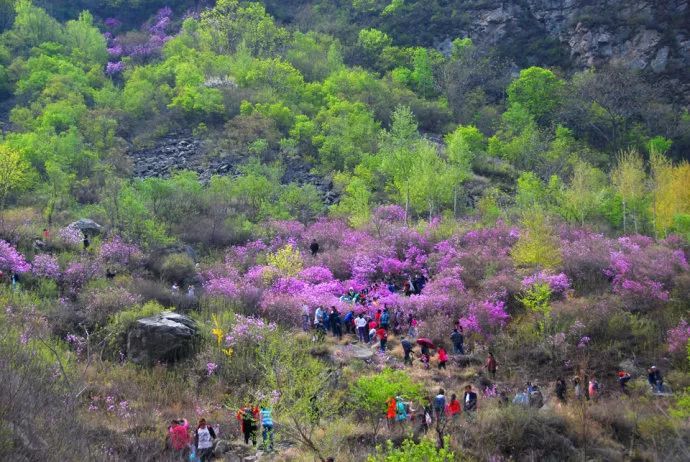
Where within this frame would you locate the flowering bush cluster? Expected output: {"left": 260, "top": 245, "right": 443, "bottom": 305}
{"left": 522, "top": 271, "right": 570, "bottom": 296}
{"left": 224, "top": 315, "right": 277, "bottom": 347}
{"left": 201, "top": 218, "right": 688, "bottom": 341}
{"left": 58, "top": 225, "right": 83, "bottom": 247}
{"left": 31, "top": 254, "right": 61, "bottom": 279}
{"left": 0, "top": 239, "right": 30, "bottom": 273}
{"left": 99, "top": 236, "right": 142, "bottom": 267}
{"left": 667, "top": 319, "right": 690, "bottom": 354}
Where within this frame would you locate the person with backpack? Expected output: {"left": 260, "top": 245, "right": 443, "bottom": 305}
{"left": 437, "top": 347, "right": 449, "bottom": 370}
{"left": 194, "top": 418, "right": 216, "bottom": 462}
{"left": 260, "top": 407, "right": 274, "bottom": 452}
{"left": 485, "top": 352, "right": 497, "bottom": 379}
{"left": 450, "top": 327, "right": 464, "bottom": 355}
{"left": 169, "top": 419, "right": 191, "bottom": 459}
{"left": 237, "top": 405, "right": 259, "bottom": 446}
{"left": 395, "top": 396, "right": 408, "bottom": 424}
{"left": 433, "top": 389, "right": 446, "bottom": 421}
{"left": 528, "top": 385, "right": 544, "bottom": 408}
{"left": 400, "top": 336, "right": 413, "bottom": 366}
{"left": 343, "top": 309, "right": 354, "bottom": 335}
{"left": 380, "top": 307, "right": 390, "bottom": 331}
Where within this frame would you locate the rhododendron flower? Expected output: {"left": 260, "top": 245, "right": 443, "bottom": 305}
{"left": 522, "top": 271, "right": 570, "bottom": 295}
{"left": 667, "top": 319, "right": 690, "bottom": 354}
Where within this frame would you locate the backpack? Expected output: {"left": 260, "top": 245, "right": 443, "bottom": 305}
{"left": 242, "top": 408, "right": 256, "bottom": 426}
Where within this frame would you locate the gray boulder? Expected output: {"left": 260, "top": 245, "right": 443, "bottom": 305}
{"left": 69, "top": 219, "right": 103, "bottom": 236}
{"left": 127, "top": 311, "right": 197, "bottom": 365}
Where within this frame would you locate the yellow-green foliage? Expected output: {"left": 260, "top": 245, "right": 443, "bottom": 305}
{"left": 512, "top": 212, "right": 562, "bottom": 269}
{"left": 265, "top": 243, "right": 303, "bottom": 279}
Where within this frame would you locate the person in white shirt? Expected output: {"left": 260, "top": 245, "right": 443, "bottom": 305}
{"left": 194, "top": 418, "right": 216, "bottom": 461}
{"left": 355, "top": 313, "right": 368, "bottom": 342}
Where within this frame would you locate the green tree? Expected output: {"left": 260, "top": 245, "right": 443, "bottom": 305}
{"left": 350, "top": 368, "right": 422, "bottom": 441}
{"left": 507, "top": 66, "right": 563, "bottom": 124}
{"left": 0, "top": 144, "right": 32, "bottom": 213}
{"left": 512, "top": 211, "right": 562, "bottom": 269}
{"left": 561, "top": 160, "right": 607, "bottom": 226}
{"left": 611, "top": 149, "right": 646, "bottom": 233}
{"left": 410, "top": 47, "right": 435, "bottom": 98}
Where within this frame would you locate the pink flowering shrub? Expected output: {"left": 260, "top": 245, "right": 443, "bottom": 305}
{"left": 31, "top": 254, "right": 61, "bottom": 279}
{"left": 522, "top": 271, "right": 570, "bottom": 296}
{"left": 560, "top": 230, "right": 612, "bottom": 293}
{"left": 58, "top": 225, "right": 83, "bottom": 247}
{"left": 225, "top": 315, "right": 277, "bottom": 347}
{"left": 63, "top": 259, "right": 101, "bottom": 295}
{"left": 667, "top": 319, "right": 690, "bottom": 355}
{"left": 0, "top": 240, "right": 30, "bottom": 273}
{"left": 99, "top": 236, "right": 143, "bottom": 267}
{"left": 459, "top": 299, "right": 510, "bottom": 340}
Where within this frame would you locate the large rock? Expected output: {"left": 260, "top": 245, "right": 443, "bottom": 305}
{"left": 69, "top": 219, "right": 102, "bottom": 236}
{"left": 127, "top": 311, "right": 197, "bottom": 365}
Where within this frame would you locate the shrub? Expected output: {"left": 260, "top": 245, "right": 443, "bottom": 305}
{"left": 368, "top": 437, "right": 455, "bottom": 461}
{"left": 79, "top": 285, "right": 141, "bottom": 328}
{"left": 160, "top": 253, "right": 196, "bottom": 284}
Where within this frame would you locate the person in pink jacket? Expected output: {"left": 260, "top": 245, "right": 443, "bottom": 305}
{"left": 437, "top": 347, "right": 448, "bottom": 370}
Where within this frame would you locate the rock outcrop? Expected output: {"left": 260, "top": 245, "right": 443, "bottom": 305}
{"left": 127, "top": 311, "right": 197, "bottom": 365}
{"left": 129, "top": 134, "right": 338, "bottom": 204}
{"left": 437, "top": 0, "right": 689, "bottom": 87}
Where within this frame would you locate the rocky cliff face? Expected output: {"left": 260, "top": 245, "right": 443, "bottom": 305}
{"left": 440, "top": 0, "right": 689, "bottom": 86}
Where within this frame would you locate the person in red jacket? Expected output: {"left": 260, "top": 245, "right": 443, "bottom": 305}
{"left": 169, "top": 418, "right": 191, "bottom": 458}
{"left": 438, "top": 347, "right": 449, "bottom": 370}
{"left": 376, "top": 327, "right": 388, "bottom": 352}
{"left": 446, "top": 394, "right": 461, "bottom": 418}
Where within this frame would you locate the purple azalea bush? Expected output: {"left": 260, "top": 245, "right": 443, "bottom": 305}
{"left": 32, "top": 254, "right": 61, "bottom": 279}
{"left": 0, "top": 240, "right": 30, "bottom": 273}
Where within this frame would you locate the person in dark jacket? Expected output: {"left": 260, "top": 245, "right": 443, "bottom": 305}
{"left": 485, "top": 352, "right": 497, "bottom": 379}
{"left": 463, "top": 385, "right": 478, "bottom": 414}
{"left": 450, "top": 327, "right": 464, "bottom": 354}
{"left": 310, "top": 239, "right": 319, "bottom": 256}
{"left": 330, "top": 307, "right": 342, "bottom": 340}
{"left": 401, "top": 336, "right": 413, "bottom": 365}
{"left": 648, "top": 366, "right": 663, "bottom": 393}
{"left": 555, "top": 377, "right": 567, "bottom": 403}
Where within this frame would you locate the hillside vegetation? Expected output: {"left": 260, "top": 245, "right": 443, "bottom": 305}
{"left": 0, "top": 1, "right": 689, "bottom": 461}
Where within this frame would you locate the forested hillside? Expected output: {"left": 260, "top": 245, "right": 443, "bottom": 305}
{"left": 0, "top": 1, "right": 688, "bottom": 461}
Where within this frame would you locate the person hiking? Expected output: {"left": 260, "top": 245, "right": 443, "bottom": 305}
{"left": 463, "top": 385, "right": 478, "bottom": 414}
{"left": 588, "top": 376, "right": 600, "bottom": 401}
{"left": 437, "top": 347, "right": 448, "bottom": 370}
{"left": 485, "top": 352, "right": 497, "bottom": 379}
{"left": 380, "top": 307, "right": 390, "bottom": 331}
{"left": 83, "top": 234, "right": 90, "bottom": 250}
{"left": 310, "top": 239, "right": 319, "bottom": 257}
{"left": 574, "top": 377, "right": 583, "bottom": 400}
{"left": 446, "top": 393, "right": 461, "bottom": 418}
{"left": 555, "top": 377, "right": 567, "bottom": 403}
{"left": 433, "top": 389, "right": 446, "bottom": 420}
{"left": 301, "top": 304, "right": 310, "bottom": 332}
{"left": 376, "top": 327, "right": 388, "bottom": 352}
{"left": 618, "top": 371, "right": 631, "bottom": 392}
{"left": 314, "top": 306, "right": 324, "bottom": 330}
{"left": 419, "top": 398, "right": 433, "bottom": 433}
{"left": 450, "top": 327, "right": 464, "bottom": 354}
{"left": 355, "top": 313, "right": 367, "bottom": 342}
{"left": 395, "top": 396, "right": 408, "bottom": 423}
{"left": 420, "top": 344, "right": 431, "bottom": 369}
{"left": 194, "top": 418, "right": 216, "bottom": 462}
{"left": 169, "top": 419, "right": 191, "bottom": 459}
{"left": 401, "top": 336, "right": 413, "bottom": 365}
{"left": 374, "top": 309, "right": 382, "bottom": 326}
{"left": 330, "top": 307, "right": 342, "bottom": 340}
{"left": 648, "top": 366, "right": 664, "bottom": 393}
{"left": 237, "top": 405, "right": 259, "bottom": 446}
{"left": 386, "top": 396, "right": 397, "bottom": 426}
{"left": 260, "top": 407, "right": 274, "bottom": 451}
{"left": 528, "top": 385, "right": 544, "bottom": 408}
{"left": 343, "top": 309, "right": 354, "bottom": 335}
{"left": 583, "top": 374, "right": 590, "bottom": 400}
